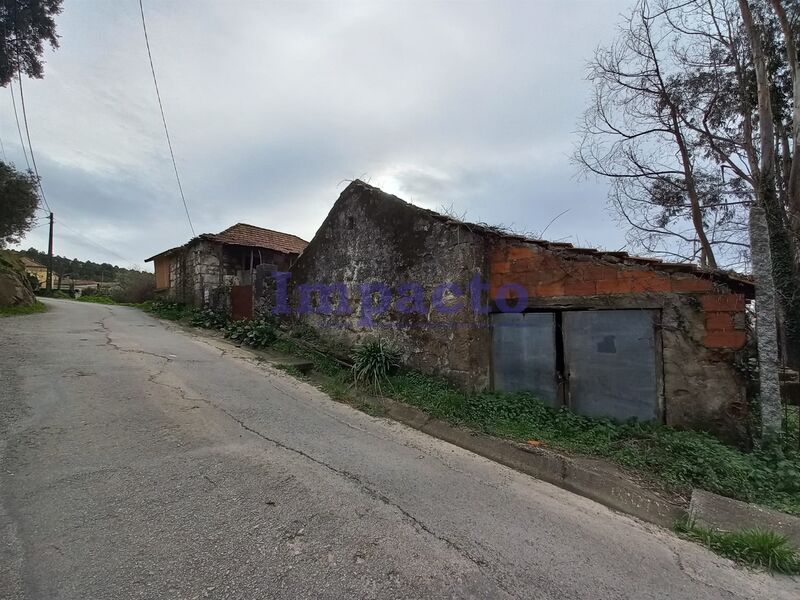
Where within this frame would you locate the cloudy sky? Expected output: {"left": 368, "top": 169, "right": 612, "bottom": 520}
{"left": 3, "top": 0, "right": 633, "bottom": 270}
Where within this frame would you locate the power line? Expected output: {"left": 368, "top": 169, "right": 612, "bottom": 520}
{"left": 138, "top": 0, "right": 195, "bottom": 237}
{"left": 0, "top": 130, "right": 6, "bottom": 162}
{"left": 8, "top": 82, "right": 32, "bottom": 172}
{"left": 55, "top": 217, "right": 137, "bottom": 266}
{"left": 15, "top": 72, "right": 52, "bottom": 213}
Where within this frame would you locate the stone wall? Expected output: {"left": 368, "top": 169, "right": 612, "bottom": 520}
{"left": 290, "top": 182, "right": 492, "bottom": 390}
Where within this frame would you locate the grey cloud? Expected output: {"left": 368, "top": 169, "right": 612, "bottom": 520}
{"left": 4, "top": 0, "right": 632, "bottom": 268}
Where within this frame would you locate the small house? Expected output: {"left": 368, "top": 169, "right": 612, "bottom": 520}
{"left": 19, "top": 257, "right": 47, "bottom": 286}
{"left": 145, "top": 223, "right": 308, "bottom": 316}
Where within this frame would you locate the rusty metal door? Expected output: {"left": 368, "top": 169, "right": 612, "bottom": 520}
{"left": 230, "top": 285, "right": 253, "bottom": 321}
{"left": 562, "top": 310, "right": 659, "bottom": 421}
{"left": 491, "top": 312, "right": 559, "bottom": 407}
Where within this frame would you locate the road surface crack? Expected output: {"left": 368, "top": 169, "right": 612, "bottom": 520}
{"left": 143, "top": 370, "right": 519, "bottom": 598}
{"left": 666, "top": 542, "right": 738, "bottom": 598}
{"left": 97, "top": 318, "right": 175, "bottom": 361}
{"left": 217, "top": 408, "right": 525, "bottom": 596}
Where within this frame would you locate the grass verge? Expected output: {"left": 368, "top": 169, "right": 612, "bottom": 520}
{"left": 383, "top": 372, "right": 800, "bottom": 516}
{"left": 0, "top": 301, "right": 47, "bottom": 317}
{"left": 76, "top": 294, "right": 116, "bottom": 304}
{"left": 674, "top": 517, "right": 800, "bottom": 574}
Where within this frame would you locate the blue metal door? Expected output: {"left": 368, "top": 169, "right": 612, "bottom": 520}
{"left": 491, "top": 312, "right": 558, "bottom": 407}
{"left": 562, "top": 310, "right": 659, "bottom": 421}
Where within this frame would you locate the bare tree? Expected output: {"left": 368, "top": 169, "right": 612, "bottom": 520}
{"left": 578, "top": 0, "right": 788, "bottom": 435}
{"left": 575, "top": 0, "right": 754, "bottom": 269}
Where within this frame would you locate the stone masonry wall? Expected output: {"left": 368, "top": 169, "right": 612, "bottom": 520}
{"left": 162, "top": 243, "right": 297, "bottom": 310}
{"left": 164, "top": 241, "right": 235, "bottom": 308}
{"left": 290, "top": 183, "right": 492, "bottom": 390}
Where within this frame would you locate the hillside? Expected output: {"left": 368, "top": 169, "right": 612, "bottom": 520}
{"left": 19, "top": 247, "right": 137, "bottom": 281}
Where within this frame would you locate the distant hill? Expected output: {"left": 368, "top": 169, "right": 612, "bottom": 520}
{"left": 18, "top": 248, "right": 137, "bottom": 282}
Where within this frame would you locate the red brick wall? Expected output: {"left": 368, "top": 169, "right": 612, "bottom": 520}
{"left": 701, "top": 293, "right": 747, "bottom": 350}
{"left": 489, "top": 245, "right": 747, "bottom": 350}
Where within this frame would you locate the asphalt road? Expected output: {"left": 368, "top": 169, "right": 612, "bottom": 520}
{"left": 1, "top": 298, "right": 798, "bottom": 600}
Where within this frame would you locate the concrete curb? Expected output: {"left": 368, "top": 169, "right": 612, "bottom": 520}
{"left": 690, "top": 489, "right": 800, "bottom": 547}
{"left": 372, "top": 395, "right": 687, "bottom": 529}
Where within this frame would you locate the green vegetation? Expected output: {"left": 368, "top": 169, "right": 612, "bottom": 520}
{"left": 674, "top": 518, "right": 800, "bottom": 574}
{"left": 386, "top": 374, "right": 800, "bottom": 515}
{"left": 223, "top": 316, "right": 277, "bottom": 348}
{"left": 141, "top": 300, "right": 189, "bottom": 321}
{"left": 0, "top": 164, "right": 40, "bottom": 247}
{"left": 19, "top": 247, "right": 137, "bottom": 283}
{"left": 139, "top": 302, "right": 800, "bottom": 516}
{"left": 42, "top": 290, "right": 71, "bottom": 299}
{"left": 189, "top": 307, "right": 229, "bottom": 329}
{"left": 0, "top": 301, "right": 47, "bottom": 317}
{"left": 76, "top": 294, "right": 116, "bottom": 304}
{"left": 352, "top": 338, "right": 401, "bottom": 391}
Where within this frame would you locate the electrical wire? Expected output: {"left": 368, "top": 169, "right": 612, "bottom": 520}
{"left": 138, "top": 0, "right": 195, "bottom": 237}
{"left": 8, "top": 82, "right": 31, "bottom": 172}
{"left": 15, "top": 72, "right": 52, "bottom": 213}
{"left": 56, "top": 217, "right": 137, "bottom": 266}
{"left": 0, "top": 130, "right": 7, "bottom": 162}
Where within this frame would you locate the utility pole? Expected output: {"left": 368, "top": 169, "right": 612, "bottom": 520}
{"left": 46, "top": 212, "right": 53, "bottom": 294}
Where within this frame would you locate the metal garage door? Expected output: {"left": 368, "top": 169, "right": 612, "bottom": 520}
{"left": 562, "top": 310, "right": 659, "bottom": 421}
{"left": 491, "top": 312, "right": 558, "bottom": 407}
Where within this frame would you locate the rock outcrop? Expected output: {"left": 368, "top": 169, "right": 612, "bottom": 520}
{"left": 0, "top": 251, "right": 36, "bottom": 307}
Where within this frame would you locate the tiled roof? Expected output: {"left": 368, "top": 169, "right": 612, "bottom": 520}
{"left": 145, "top": 223, "right": 308, "bottom": 261}
{"left": 200, "top": 223, "right": 308, "bottom": 254}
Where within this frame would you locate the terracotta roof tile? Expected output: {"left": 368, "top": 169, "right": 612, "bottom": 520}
{"left": 201, "top": 223, "right": 308, "bottom": 254}
{"left": 145, "top": 223, "right": 308, "bottom": 261}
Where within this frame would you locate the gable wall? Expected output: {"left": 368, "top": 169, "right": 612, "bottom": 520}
{"left": 290, "top": 185, "right": 492, "bottom": 390}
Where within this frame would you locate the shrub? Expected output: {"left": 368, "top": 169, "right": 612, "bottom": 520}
{"left": 352, "top": 338, "right": 402, "bottom": 391}
{"left": 26, "top": 272, "right": 40, "bottom": 291}
{"left": 223, "top": 316, "right": 278, "bottom": 348}
{"left": 146, "top": 300, "right": 190, "bottom": 321}
{"left": 110, "top": 271, "right": 155, "bottom": 304}
{"left": 189, "top": 307, "right": 229, "bottom": 329}
{"left": 78, "top": 286, "right": 101, "bottom": 297}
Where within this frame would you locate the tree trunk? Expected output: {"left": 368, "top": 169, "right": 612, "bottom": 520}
{"left": 750, "top": 205, "right": 784, "bottom": 437}
{"left": 669, "top": 106, "right": 717, "bottom": 268}
{"left": 739, "top": 0, "right": 784, "bottom": 436}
